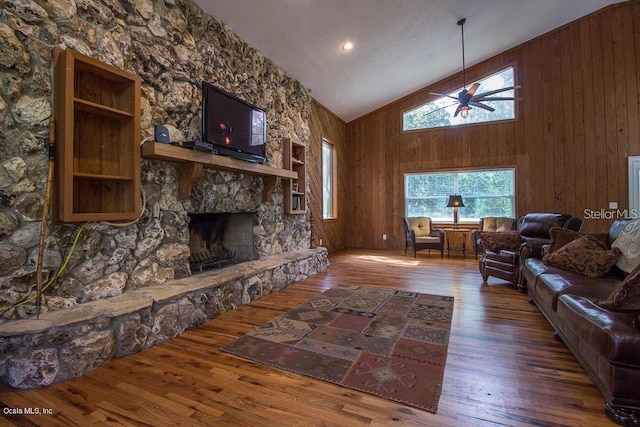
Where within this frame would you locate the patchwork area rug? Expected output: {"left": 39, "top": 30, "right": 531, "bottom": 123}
{"left": 221, "top": 285, "right": 454, "bottom": 413}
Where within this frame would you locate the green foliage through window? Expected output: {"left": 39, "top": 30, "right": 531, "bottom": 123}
{"left": 405, "top": 169, "right": 515, "bottom": 221}
{"left": 403, "top": 67, "right": 515, "bottom": 131}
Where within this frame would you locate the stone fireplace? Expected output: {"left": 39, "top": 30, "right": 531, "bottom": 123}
{"left": 188, "top": 212, "right": 257, "bottom": 272}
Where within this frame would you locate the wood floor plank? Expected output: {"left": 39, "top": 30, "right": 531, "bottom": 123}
{"left": 0, "top": 250, "right": 617, "bottom": 426}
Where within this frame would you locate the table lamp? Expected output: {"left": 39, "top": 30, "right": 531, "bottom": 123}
{"left": 447, "top": 195, "right": 465, "bottom": 229}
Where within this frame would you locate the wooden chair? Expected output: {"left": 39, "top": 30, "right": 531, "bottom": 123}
{"left": 402, "top": 217, "right": 444, "bottom": 257}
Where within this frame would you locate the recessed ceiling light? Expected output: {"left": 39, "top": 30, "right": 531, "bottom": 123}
{"left": 342, "top": 41, "right": 354, "bottom": 51}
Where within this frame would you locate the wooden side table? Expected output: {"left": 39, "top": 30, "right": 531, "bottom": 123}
{"left": 444, "top": 228, "right": 469, "bottom": 258}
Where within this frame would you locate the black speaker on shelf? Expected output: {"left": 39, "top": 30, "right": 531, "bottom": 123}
{"left": 154, "top": 125, "right": 170, "bottom": 143}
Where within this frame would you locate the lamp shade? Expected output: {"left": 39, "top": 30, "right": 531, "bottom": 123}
{"left": 446, "top": 195, "right": 465, "bottom": 208}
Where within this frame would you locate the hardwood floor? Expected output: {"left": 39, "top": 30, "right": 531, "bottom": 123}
{"left": 0, "top": 250, "right": 616, "bottom": 426}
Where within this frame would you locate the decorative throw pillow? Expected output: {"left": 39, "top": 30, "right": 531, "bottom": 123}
{"left": 599, "top": 262, "right": 640, "bottom": 310}
{"left": 482, "top": 217, "right": 515, "bottom": 233}
{"left": 546, "top": 227, "right": 609, "bottom": 255}
{"left": 611, "top": 219, "right": 640, "bottom": 273}
{"left": 407, "top": 217, "right": 431, "bottom": 237}
{"left": 544, "top": 235, "right": 621, "bottom": 278}
{"left": 494, "top": 217, "right": 515, "bottom": 233}
{"left": 477, "top": 231, "right": 522, "bottom": 252}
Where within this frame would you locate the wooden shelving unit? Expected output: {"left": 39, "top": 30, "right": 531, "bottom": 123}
{"left": 141, "top": 142, "right": 298, "bottom": 201}
{"left": 54, "top": 48, "right": 141, "bottom": 222}
{"left": 283, "top": 138, "right": 307, "bottom": 214}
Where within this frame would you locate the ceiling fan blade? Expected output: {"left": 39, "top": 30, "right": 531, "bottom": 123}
{"left": 422, "top": 101, "right": 459, "bottom": 116}
{"left": 472, "top": 85, "right": 521, "bottom": 99}
{"left": 469, "top": 101, "right": 495, "bottom": 112}
{"left": 466, "top": 82, "right": 481, "bottom": 97}
{"left": 453, "top": 104, "right": 463, "bottom": 117}
{"left": 473, "top": 97, "right": 521, "bottom": 102}
{"left": 429, "top": 92, "right": 459, "bottom": 101}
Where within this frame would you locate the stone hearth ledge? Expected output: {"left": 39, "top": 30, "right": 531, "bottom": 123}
{"left": 0, "top": 248, "right": 328, "bottom": 389}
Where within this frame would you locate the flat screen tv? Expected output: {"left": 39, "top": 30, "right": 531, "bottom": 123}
{"left": 201, "top": 82, "right": 267, "bottom": 164}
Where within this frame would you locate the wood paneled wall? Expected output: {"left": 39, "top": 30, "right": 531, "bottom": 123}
{"left": 308, "top": 100, "right": 349, "bottom": 253}
{"left": 345, "top": 2, "right": 640, "bottom": 250}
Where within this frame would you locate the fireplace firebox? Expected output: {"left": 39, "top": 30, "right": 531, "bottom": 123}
{"left": 188, "top": 212, "right": 257, "bottom": 272}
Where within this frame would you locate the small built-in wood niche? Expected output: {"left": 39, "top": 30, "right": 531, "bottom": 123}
{"left": 283, "top": 138, "right": 307, "bottom": 214}
{"left": 54, "top": 48, "right": 141, "bottom": 222}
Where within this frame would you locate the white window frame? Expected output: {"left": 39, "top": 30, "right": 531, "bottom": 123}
{"left": 402, "top": 66, "right": 516, "bottom": 131}
{"left": 629, "top": 156, "right": 640, "bottom": 213}
{"left": 322, "top": 139, "right": 337, "bottom": 220}
{"left": 404, "top": 168, "right": 516, "bottom": 223}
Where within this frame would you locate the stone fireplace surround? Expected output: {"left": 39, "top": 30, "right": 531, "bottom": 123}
{"left": 0, "top": 176, "right": 327, "bottom": 389}
{"left": 0, "top": 148, "right": 321, "bottom": 389}
{"left": 0, "top": 160, "right": 328, "bottom": 389}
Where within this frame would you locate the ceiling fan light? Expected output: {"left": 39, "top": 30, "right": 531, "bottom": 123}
{"left": 460, "top": 105, "right": 470, "bottom": 119}
{"left": 342, "top": 41, "right": 354, "bottom": 51}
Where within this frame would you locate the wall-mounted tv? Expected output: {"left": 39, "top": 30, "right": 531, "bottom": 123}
{"left": 201, "top": 82, "right": 267, "bottom": 164}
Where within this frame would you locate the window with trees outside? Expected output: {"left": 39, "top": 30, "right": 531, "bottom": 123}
{"left": 405, "top": 168, "right": 515, "bottom": 222}
{"left": 322, "top": 139, "right": 337, "bottom": 219}
{"left": 403, "top": 67, "right": 515, "bottom": 131}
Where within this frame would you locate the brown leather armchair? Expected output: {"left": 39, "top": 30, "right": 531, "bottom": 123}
{"left": 402, "top": 217, "right": 444, "bottom": 257}
{"left": 478, "top": 213, "right": 583, "bottom": 291}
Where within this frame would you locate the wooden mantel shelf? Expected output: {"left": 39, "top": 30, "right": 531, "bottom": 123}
{"left": 141, "top": 142, "right": 297, "bottom": 200}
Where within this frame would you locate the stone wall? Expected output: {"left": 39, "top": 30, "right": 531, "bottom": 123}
{"left": 0, "top": 0, "right": 313, "bottom": 322}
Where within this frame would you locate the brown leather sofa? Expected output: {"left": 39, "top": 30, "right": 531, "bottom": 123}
{"left": 479, "top": 213, "right": 583, "bottom": 291}
{"left": 523, "top": 219, "right": 640, "bottom": 426}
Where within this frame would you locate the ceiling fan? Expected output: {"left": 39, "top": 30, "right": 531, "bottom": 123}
{"left": 430, "top": 18, "right": 520, "bottom": 119}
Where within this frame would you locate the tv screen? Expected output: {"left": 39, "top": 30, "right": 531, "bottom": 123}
{"left": 201, "top": 82, "right": 267, "bottom": 163}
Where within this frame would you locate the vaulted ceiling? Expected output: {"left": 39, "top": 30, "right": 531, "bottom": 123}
{"left": 193, "top": 0, "right": 626, "bottom": 122}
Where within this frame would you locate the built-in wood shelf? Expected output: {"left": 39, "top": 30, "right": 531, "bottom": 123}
{"left": 282, "top": 138, "right": 307, "bottom": 214}
{"left": 141, "top": 142, "right": 298, "bottom": 201}
{"left": 55, "top": 47, "right": 141, "bottom": 223}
